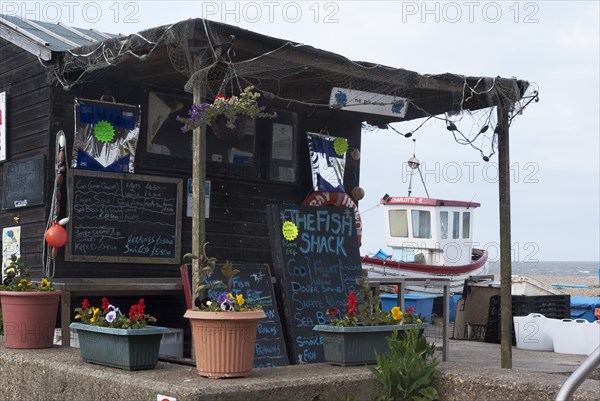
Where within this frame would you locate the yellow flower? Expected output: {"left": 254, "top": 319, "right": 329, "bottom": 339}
{"left": 227, "top": 293, "right": 234, "bottom": 300}
{"left": 90, "top": 307, "right": 100, "bottom": 323}
{"left": 391, "top": 306, "right": 403, "bottom": 321}
{"left": 40, "top": 277, "right": 50, "bottom": 288}
{"left": 17, "top": 279, "right": 31, "bottom": 288}
{"left": 236, "top": 294, "right": 245, "bottom": 307}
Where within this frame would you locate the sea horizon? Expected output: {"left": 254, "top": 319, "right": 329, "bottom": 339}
{"left": 488, "top": 260, "right": 600, "bottom": 277}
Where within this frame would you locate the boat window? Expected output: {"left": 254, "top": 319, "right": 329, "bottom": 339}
{"left": 440, "top": 211, "right": 448, "bottom": 239}
{"left": 462, "top": 212, "right": 471, "bottom": 238}
{"left": 389, "top": 210, "right": 408, "bottom": 237}
{"left": 411, "top": 210, "right": 431, "bottom": 239}
{"left": 452, "top": 212, "right": 460, "bottom": 239}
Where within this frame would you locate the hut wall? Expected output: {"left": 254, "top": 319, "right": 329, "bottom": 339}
{"left": 0, "top": 39, "right": 51, "bottom": 274}
{"left": 48, "top": 81, "right": 362, "bottom": 279}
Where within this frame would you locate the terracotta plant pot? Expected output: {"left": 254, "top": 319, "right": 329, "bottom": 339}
{"left": 0, "top": 290, "right": 62, "bottom": 349}
{"left": 184, "top": 309, "right": 266, "bottom": 378}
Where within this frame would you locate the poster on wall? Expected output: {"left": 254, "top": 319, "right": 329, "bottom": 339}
{"left": 0, "top": 91, "right": 6, "bottom": 162}
{"left": 2, "top": 226, "right": 21, "bottom": 276}
{"left": 306, "top": 132, "right": 347, "bottom": 192}
{"left": 186, "top": 178, "right": 211, "bottom": 218}
{"left": 72, "top": 98, "right": 140, "bottom": 173}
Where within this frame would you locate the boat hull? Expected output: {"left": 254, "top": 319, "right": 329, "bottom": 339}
{"left": 362, "top": 249, "right": 489, "bottom": 294}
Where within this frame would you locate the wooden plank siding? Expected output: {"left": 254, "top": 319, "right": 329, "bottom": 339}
{"left": 0, "top": 41, "right": 363, "bottom": 280}
{"left": 0, "top": 39, "right": 51, "bottom": 276}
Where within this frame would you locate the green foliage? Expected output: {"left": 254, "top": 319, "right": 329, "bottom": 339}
{"left": 73, "top": 298, "right": 157, "bottom": 330}
{"left": 0, "top": 255, "right": 54, "bottom": 292}
{"left": 185, "top": 243, "right": 261, "bottom": 312}
{"left": 370, "top": 327, "right": 439, "bottom": 401}
{"left": 178, "top": 86, "right": 276, "bottom": 131}
{"left": 328, "top": 278, "right": 403, "bottom": 327}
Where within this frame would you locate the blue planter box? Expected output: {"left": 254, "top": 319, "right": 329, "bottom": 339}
{"left": 380, "top": 294, "right": 437, "bottom": 322}
{"left": 313, "top": 324, "right": 428, "bottom": 366}
{"left": 70, "top": 323, "right": 169, "bottom": 370}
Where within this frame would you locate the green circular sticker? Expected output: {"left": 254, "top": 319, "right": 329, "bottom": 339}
{"left": 282, "top": 221, "right": 299, "bottom": 241}
{"left": 333, "top": 137, "right": 349, "bottom": 156}
{"left": 94, "top": 120, "right": 115, "bottom": 143}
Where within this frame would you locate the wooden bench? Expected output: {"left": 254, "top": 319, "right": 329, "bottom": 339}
{"left": 51, "top": 278, "right": 183, "bottom": 347}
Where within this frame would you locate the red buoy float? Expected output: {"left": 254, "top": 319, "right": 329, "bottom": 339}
{"left": 45, "top": 222, "right": 67, "bottom": 248}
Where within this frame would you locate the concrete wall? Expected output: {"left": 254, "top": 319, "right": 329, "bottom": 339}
{"left": 1, "top": 344, "right": 598, "bottom": 401}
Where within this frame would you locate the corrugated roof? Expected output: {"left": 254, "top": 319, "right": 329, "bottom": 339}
{"left": 0, "top": 14, "right": 118, "bottom": 58}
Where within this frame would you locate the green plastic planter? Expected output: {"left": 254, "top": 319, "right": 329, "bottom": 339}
{"left": 313, "top": 323, "right": 429, "bottom": 366}
{"left": 70, "top": 323, "right": 169, "bottom": 371}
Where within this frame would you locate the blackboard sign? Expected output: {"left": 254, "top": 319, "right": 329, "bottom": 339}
{"left": 2, "top": 154, "right": 45, "bottom": 209}
{"left": 266, "top": 204, "right": 363, "bottom": 364}
{"left": 205, "top": 263, "right": 289, "bottom": 368}
{"left": 66, "top": 170, "right": 182, "bottom": 264}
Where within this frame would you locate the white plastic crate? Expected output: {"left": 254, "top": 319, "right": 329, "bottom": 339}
{"left": 553, "top": 319, "right": 600, "bottom": 355}
{"left": 53, "top": 328, "right": 80, "bottom": 348}
{"left": 513, "top": 313, "right": 558, "bottom": 351}
{"left": 159, "top": 328, "right": 184, "bottom": 358}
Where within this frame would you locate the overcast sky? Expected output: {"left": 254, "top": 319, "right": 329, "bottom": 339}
{"left": 6, "top": 1, "right": 598, "bottom": 262}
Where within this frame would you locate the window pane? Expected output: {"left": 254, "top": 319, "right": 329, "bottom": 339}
{"left": 389, "top": 210, "right": 408, "bottom": 237}
{"left": 440, "top": 211, "right": 448, "bottom": 240}
{"left": 452, "top": 212, "right": 460, "bottom": 239}
{"left": 462, "top": 212, "right": 471, "bottom": 239}
{"left": 411, "top": 210, "right": 431, "bottom": 239}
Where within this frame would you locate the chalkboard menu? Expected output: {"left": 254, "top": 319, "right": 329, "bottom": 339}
{"left": 204, "top": 263, "right": 289, "bottom": 368}
{"left": 266, "top": 204, "right": 363, "bottom": 364}
{"left": 2, "top": 154, "right": 45, "bottom": 209}
{"left": 66, "top": 170, "right": 182, "bottom": 264}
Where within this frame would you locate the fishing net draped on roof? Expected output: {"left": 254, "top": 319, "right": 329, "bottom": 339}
{"left": 48, "top": 18, "right": 531, "bottom": 123}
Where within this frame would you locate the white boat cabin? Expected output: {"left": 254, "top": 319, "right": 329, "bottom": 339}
{"left": 381, "top": 196, "right": 480, "bottom": 266}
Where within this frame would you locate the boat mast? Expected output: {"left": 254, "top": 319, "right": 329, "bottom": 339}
{"left": 407, "top": 139, "right": 430, "bottom": 198}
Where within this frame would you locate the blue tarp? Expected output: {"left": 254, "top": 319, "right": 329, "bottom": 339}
{"left": 570, "top": 296, "right": 600, "bottom": 322}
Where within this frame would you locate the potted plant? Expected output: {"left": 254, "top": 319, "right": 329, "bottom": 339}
{"left": 183, "top": 245, "right": 265, "bottom": 378}
{"left": 69, "top": 297, "right": 169, "bottom": 370}
{"left": 313, "top": 279, "right": 429, "bottom": 366}
{"left": 177, "top": 85, "right": 276, "bottom": 140}
{"left": 0, "top": 255, "right": 62, "bottom": 349}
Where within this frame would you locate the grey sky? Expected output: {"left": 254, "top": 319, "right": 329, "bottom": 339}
{"left": 6, "top": 1, "right": 598, "bottom": 261}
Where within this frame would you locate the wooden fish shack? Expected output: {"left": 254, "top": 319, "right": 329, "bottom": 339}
{"left": 0, "top": 15, "right": 529, "bottom": 363}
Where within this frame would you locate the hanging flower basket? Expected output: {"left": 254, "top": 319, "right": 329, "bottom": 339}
{"left": 177, "top": 86, "right": 276, "bottom": 141}
{"left": 210, "top": 115, "right": 251, "bottom": 141}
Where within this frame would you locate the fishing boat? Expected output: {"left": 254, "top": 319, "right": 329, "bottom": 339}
{"left": 362, "top": 196, "right": 489, "bottom": 294}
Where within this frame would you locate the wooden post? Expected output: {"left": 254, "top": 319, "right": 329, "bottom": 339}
{"left": 497, "top": 98, "right": 512, "bottom": 369}
{"left": 191, "top": 57, "right": 207, "bottom": 306}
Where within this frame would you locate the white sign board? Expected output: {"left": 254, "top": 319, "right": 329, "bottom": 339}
{"left": 0, "top": 91, "right": 6, "bottom": 162}
{"left": 329, "top": 87, "right": 409, "bottom": 118}
{"left": 2, "top": 226, "right": 21, "bottom": 276}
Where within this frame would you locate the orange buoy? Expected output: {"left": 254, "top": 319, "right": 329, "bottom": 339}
{"left": 45, "top": 222, "right": 67, "bottom": 247}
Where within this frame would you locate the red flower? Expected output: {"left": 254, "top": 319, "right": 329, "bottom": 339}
{"left": 129, "top": 298, "right": 146, "bottom": 322}
{"left": 81, "top": 298, "right": 90, "bottom": 311}
{"left": 101, "top": 297, "right": 111, "bottom": 311}
{"left": 346, "top": 292, "right": 357, "bottom": 317}
{"left": 326, "top": 307, "right": 339, "bottom": 319}
{"left": 405, "top": 306, "right": 416, "bottom": 314}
